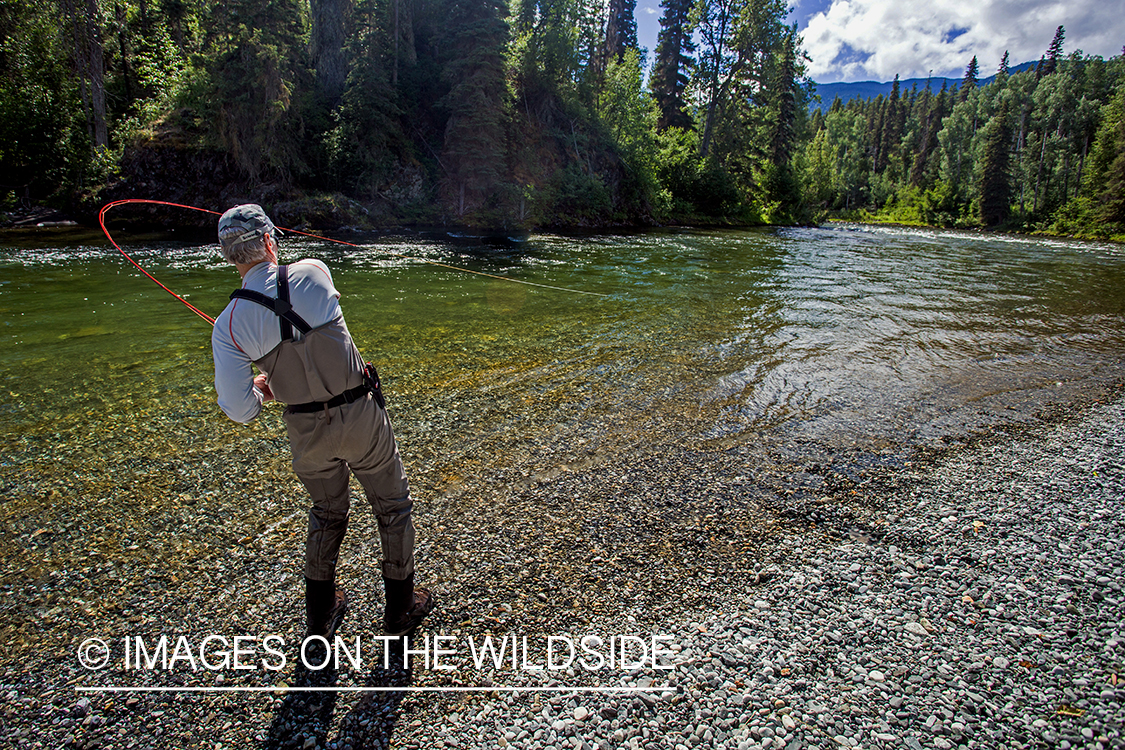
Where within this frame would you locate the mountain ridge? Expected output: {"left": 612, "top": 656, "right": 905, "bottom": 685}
{"left": 810, "top": 61, "right": 1039, "bottom": 111}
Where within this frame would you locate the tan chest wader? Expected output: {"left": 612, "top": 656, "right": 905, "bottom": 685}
{"left": 230, "top": 264, "right": 384, "bottom": 411}
{"left": 230, "top": 265, "right": 431, "bottom": 641}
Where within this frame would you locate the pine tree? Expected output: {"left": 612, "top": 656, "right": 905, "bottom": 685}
{"left": 978, "top": 100, "right": 1013, "bottom": 225}
{"left": 437, "top": 0, "right": 510, "bottom": 217}
{"left": 768, "top": 25, "right": 798, "bottom": 168}
{"left": 603, "top": 0, "right": 638, "bottom": 66}
{"left": 309, "top": 0, "right": 351, "bottom": 106}
{"left": 998, "top": 51, "right": 1009, "bottom": 78}
{"left": 650, "top": 0, "right": 694, "bottom": 131}
{"left": 877, "top": 74, "right": 902, "bottom": 174}
{"left": 959, "top": 56, "right": 978, "bottom": 103}
{"left": 206, "top": 0, "right": 310, "bottom": 182}
{"left": 1044, "top": 25, "right": 1064, "bottom": 76}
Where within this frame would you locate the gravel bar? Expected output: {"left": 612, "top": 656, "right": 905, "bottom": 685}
{"left": 3, "top": 389, "right": 1124, "bottom": 750}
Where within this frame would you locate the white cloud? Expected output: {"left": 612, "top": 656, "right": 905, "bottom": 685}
{"left": 800, "top": 0, "right": 1124, "bottom": 82}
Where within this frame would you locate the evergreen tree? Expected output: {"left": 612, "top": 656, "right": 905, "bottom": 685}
{"left": 978, "top": 100, "right": 1013, "bottom": 225}
{"left": 1044, "top": 25, "right": 1064, "bottom": 76}
{"left": 959, "top": 56, "right": 978, "bottom": 103}
{"left": 309, "top": 0, "right": 351, "bottom": 106}
{"left": 1093, "top": 88, "right": 1125, "bottom": 225}
{"left": 998, "top": 51, "right": 1009, "bottom": 78}
{"left": 323, "top": 0, "right": 404, "bottom": 198}
{"left": 437, "top": 0, "right": 510, "bottom": 217}
{"left": 768, "top": 25, "right": 799, "bottom": 168}
{"left": 650, "top": 0, "right": 694, "bottom": 131}
{"left": 203, "top": 0, "right": 310, "bottom": 182}
{"left": 602, "top": 0, "right": 637, "bottom": 66}
{"left": 876, "top": 74, "right": 902, "bottom": 175}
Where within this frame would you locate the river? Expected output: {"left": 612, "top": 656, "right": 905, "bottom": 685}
{"left": 1, "top": 223, "right": 1123, "bottom": 590}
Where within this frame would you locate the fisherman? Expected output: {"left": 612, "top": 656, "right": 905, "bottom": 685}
{"left": 210, "top": 204, "right": 433, "bottom": 643}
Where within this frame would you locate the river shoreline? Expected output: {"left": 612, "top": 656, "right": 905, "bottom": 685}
{"left": 2, "top": 376, "right": 1122, "bottom": 749}
{"left": 6, "top": 201, "right": 1123, "bottom": 248}
{"left": 823, "top": 217, "right": 1125, "bottom": 246}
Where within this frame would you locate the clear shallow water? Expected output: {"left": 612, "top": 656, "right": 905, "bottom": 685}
{"left": 1, "top": 224, "right": 1124, "bottom": 490}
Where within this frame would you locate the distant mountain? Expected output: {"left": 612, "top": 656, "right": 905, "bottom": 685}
{"left": 809, "top": 61, "right": 1039, "bottom": 111}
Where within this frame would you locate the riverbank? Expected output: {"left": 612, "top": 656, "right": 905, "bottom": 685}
{"left": 824, "top": 215, "right": 1125, "bottom": 246}
{"left": 3, "top": 381, "right": 1122, "bottom": 749}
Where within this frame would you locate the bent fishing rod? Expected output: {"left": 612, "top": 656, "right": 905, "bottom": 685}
{"left": 98, "top": 198, "right": 608, "bottom": 326}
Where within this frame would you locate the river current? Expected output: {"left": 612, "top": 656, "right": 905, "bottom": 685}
{"left": 1, "top": 223, "right": 1123, "bottom": 550}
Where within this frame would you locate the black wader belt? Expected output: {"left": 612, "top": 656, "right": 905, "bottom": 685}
{"left": 287, "top": 383, "right": 372, "bottom": 413}
{"left": 229, "top": 265, "right": 312, "bottom": 341}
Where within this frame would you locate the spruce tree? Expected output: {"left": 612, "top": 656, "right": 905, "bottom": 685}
{"left": 603, "top": 0, "right": 638, "bottom": 65}
{"left": 998, "top": 51, "right": 1009, "bottom": 78}
{"left": 650, "top": 0, "right": 695, "bottom": 131}
{"left": 437, "top": 0, "right": 510, "bottom": 217}
{"left": 877, "top": 74, "right": 902, "bottom": 174}
{"left": 978, "top": 100, "right": 1013, "bottom": 226}
{"left": 1044, "top": 25, "right": 1065, "bottom": 76}
{"left": 309, "top": 0, "right": 351, "bottom": 107}
{"left": 769, "top": 26, "right": 799, "bottom": 168}
{"left": 959, "top": 56, "right": 978, "bottom": 103}
{"left": 206, "top": 0, "right": 310, "bottom": 182}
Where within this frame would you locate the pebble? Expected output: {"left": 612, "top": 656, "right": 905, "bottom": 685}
{"left": 9, "top": 363, "right": 1125, "bottom": 750}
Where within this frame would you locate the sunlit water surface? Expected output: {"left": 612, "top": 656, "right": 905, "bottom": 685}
{"left": 2, "top": 223, "right": 1123, "bottom": 572}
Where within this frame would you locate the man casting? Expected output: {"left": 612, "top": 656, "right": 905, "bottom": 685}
{"left": 210, "top": 203, "right": 433, "bottom": 642}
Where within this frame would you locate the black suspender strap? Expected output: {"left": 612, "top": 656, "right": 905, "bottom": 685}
{"left": 229, "top": 265, "right": 314, "bottom": 341}
{"left": 276, "top": 265, "right": 295, "bottom": 341}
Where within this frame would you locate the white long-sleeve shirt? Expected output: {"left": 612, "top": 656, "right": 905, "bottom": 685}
{"left": 211, "top": 259, "right": 342, "bottom": 423}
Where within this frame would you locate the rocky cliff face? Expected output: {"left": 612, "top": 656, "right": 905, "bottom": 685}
{"left": 84, "top": 115, "right": 373, "bottom": 232}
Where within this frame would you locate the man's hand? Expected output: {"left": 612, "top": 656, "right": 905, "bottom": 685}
{"left": 254, "top": 374, "right": 274, "bottom": 403}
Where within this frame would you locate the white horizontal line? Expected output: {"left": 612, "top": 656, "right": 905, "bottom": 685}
{"left": 75, "top": 686, "right": 673, "bottom": 694}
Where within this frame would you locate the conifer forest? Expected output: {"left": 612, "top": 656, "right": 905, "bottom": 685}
{"left": 2, "top": 1, "right": 1123, "bottom": 236}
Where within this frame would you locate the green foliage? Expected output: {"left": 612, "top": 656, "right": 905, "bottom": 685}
{"left": 0, "top": 0, "right": 81, "bottom": 201}
{"left": 188, "top": 0, "right": 312, "bottom": 183}
{"left": 600, "top": 49, "right": 660, "bottom": 215}
{"left": 654, "top": 127, "right": 741, "bottom": 218}
{"left": 533, "top": 162, "right": 611, "bottom": 223}
{"left": 15, "top": 0, "right": 1122, "bottom": 239}
{"left": 800, "top": 127, "right": 836, "bottom": 214}
{"left": 977, "top": 101, "right": 1013, "bottom": 226}
{"left": 321, "top": 0, "right": 405, "bottom": 200}
{"left": 817, "top": 40, "right": 1125, "bottom": 237}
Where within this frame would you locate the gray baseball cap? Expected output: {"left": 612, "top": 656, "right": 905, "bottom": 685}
{"left": 217, "top": 204, "right": 282, "bottom": 247}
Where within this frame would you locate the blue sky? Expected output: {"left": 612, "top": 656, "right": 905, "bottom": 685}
{"left": 634, "top": 0, "right": 1124, "bottom": 84}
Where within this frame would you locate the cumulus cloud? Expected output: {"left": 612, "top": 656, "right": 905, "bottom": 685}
{"left": 800, "top": 0, "right": 1124, "bottom": 82}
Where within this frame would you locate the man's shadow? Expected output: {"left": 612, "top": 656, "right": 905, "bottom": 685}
{"left": 263, "top": 638, "right": 411, "bottom": 750}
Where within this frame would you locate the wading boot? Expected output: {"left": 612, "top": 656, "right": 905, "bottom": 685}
{"left": 305, "top": 577, "right": 348, "bottom": 640}
{"left": 383, "top": 573, "right": 434, "bottom": 637}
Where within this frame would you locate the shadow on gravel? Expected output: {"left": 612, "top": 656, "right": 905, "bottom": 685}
{"left": 263, "top": 639, "right": 411, "bottom": 750}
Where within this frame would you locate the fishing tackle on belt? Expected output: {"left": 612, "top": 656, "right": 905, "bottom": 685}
{"left": 98, "top": 198, "right": 608, "bottom": 327}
